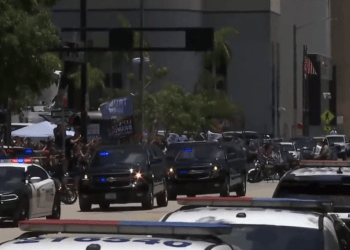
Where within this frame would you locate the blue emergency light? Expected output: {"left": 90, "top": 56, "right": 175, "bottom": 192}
{"left": 101, "top": 178, "right": 106, "bottom": 182}
{"left": 24, "top": 149, "right": 33, "bottom": 154}
{"left": 99, "top": 151, "right": 110, "bottom": 157}
{"left": 184, "top": 148, "right": 192, "bottom": 152}
{"left": 17, "top": 159, "right": 24, "bottom": 163}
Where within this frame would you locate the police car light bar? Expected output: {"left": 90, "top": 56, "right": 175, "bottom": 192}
{"left": 19, "top": 220, "right": 233, "bottom": 236}
{"left": 300, "top": 160, "right": 350, "bottom": 167}
{"left": 177, "top": 197, "right": 333, "bottom": 210}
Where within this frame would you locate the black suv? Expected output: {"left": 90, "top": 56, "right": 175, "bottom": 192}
{"left": 79, "top": 145, "right": 169, "bottom": 211}
{"left": 167, "top": 142, "right": 246, "bottom": 199}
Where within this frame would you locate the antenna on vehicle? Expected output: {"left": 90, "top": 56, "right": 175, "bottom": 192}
{"left": 337, "top": 166, "right": 343, "bottom": 174}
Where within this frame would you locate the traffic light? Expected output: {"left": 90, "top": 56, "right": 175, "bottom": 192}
{"left": 69, "top": 115, "right": 81, "bottom": 127}
{"left": 109, "top": 28, "right": 134, "bottom": 50}
{"left": 186, "top": 28, "right": 214, "bottom": 51}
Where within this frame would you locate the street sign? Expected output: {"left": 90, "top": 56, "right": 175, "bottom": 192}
{"left": 321, "top": 109, "right": 335, "bottom": 124}
{"left": 51, "top": 110, "right": 73, "bottom": 118}
{"left": 324, "top": 126, "right": 332, "bottom": 132}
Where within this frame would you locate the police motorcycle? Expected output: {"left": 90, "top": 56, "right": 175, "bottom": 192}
{"left": 47, "top": 153, "right": 78, "bottom": 205}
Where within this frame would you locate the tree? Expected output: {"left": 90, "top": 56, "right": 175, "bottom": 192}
{"left": 203, "top": 27, "right": 238, "bottom": 86}
{"left": 68, "top": 63, "right": 105, "bottom": 90}
{"left": 0, "top": 0, "right": 62, "bottom": 103}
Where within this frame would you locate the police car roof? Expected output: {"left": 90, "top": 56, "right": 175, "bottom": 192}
{"left": 279, "top": 142, "right": 294, "bottom": 145}
{"left": 286, "top": 167, "right": 350, "bottom": 177}
{"left": 0, "top": 234, "right": 217, "bottom": 250}
{"left": 326, "top": 134, "right": 344, "bottom": 137}
{"left": 161, "top": 207, "right": 323, "bottom": 229}
{"left": 0, "top": 163, "right": 32, "bottom": 168}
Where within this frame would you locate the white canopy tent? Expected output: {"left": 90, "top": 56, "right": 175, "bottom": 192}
{"left": 11, "top": 121, "right": 74, "bottom": 139}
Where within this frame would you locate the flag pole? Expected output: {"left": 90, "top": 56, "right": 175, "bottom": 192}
{"left": 302, "top": 44, "right": 308, "bottom": 136}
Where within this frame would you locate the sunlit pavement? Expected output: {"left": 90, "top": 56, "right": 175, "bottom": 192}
{"left": 0, "top": 181, "right": 279, "bottom": 242}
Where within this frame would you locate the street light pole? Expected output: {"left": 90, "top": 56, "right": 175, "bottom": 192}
{"left": 139, "top": 0, "right": 144, "bottom": 140}
{"left": 80, "top": 0, "right": 87, "bottom": 143}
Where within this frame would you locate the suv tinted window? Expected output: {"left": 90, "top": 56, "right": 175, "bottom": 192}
{"left": 176, "top": 144, "right": 225, "bottom": 161}
{"left": 91, "top": 148, "right": 147, "bottom": 167}
{"left": 27, "top": 166, "right": 48, "bottom": 180}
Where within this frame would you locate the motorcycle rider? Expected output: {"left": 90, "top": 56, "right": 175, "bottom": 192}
{"left": 330, "top": 127, "right": 338, "bottom": 135}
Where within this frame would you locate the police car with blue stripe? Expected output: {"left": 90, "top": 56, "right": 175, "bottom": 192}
{"left": 0, "top": 157, "right": 60, "bottom": 226}
{"left": 0, "top": 220, "right": 238, "bottom": 250}
{"left": 160, "top": 197, "right": 350, "bottom": 249}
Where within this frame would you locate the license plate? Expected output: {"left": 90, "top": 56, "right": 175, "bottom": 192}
{"left": 105, "top": 193, "right": 116, "bottom": 200}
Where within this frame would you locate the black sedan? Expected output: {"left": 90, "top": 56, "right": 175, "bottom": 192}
{"left": 167, "top": 142, "right": 246, "bottom": 199}
{"left": 79, "top": 145, "right": 169, "bottom": 211}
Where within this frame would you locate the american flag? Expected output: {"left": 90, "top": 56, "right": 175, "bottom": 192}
{"left": 304, "top": 57, "right": 317, "bottom": 79}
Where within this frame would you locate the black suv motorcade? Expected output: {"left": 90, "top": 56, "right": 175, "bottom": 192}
{"left": 79, "top": 145, "right": 169, "bottom": 211}
{"left": 167, "top": 142, "right": 246, "bottom": 199}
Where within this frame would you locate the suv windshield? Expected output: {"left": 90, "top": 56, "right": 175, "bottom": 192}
{"left": 175, "top": 145, "right": 225, "bottom": 161}
{"left": 91, "top": 149, "right": 147, "bottom": 167}
{"left": 327, "top": 136, "right": 345, "bottom": 143}
{"left": 0, "top": 167, "right": 25, "bottom": 184}
{"left": 292, "top": 139, "right": 314, "bottom": 149}
{"left": 274, "top": 181, "right": 350, "bottom": 212}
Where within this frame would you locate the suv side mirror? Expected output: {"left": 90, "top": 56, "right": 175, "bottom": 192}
{"left": 29, "top": 177, "right": 41, "bottom": 183}
{"left": 150, "top": 157, "right": 162, "bottom": 164}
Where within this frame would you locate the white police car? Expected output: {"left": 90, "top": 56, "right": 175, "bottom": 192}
{"left": 0, "top": 159, "right": 60, "bottom": 225}
{"left": 160, "top": 197, "right": 350, "bottom": 250}
{"left": 0, "top": 220, "right": 236, "bottom": 250}
{"left": 273, "top": 160, "right": 350, "bottom": 226}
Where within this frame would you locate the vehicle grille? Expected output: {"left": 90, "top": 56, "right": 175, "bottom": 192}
{"left": 176, "top": 167, "right": 211, "bottom": 180}
{"left": 92, "top": 173, "right": 132, "bottom": 188}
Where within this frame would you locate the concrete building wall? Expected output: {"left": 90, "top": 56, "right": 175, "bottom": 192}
{"left": 279, "top": 0, "right": 331, "bottom": 138}
{"left": 331, "top": 0, "right": 350, "bottom": 135}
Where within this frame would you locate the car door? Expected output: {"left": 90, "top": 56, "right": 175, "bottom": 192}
{"left": 26, "top": 165, "right": 55, "bottom": 216}
{"left": 147, "top": 147, "right": 163, "bottom": 194}
{"left": 225, "top": 146, "right": 240, "bottom": 185}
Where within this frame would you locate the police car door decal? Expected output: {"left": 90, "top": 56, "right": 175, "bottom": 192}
{"left": 13, "top": 237, "right": 192, "bottom": 247}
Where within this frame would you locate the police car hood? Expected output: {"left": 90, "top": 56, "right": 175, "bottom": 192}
{"left": 161, "top": 207, "right": 321, "bottom": 229}
{"left": 0, "top": 235, "right": 224, "bottom": 250}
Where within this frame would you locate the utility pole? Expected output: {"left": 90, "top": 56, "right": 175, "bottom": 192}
{"left": 293, "top": 24, "right": 297, "bottom": 137}
{"left": 139, "top": 0, "right": 145, "bottom": 140}
{"left": 302, "top": 44, "right": 309, "bottom": 136}
{"left": 80, "top": 0, "right": 87, "bottom": 143}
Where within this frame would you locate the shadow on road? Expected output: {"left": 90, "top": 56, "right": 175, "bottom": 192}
{"left": 0, "top": 222, "right": 16, "bottom": 229}
{"left": 80, "top": 206, "right": 160, "bottom": 213}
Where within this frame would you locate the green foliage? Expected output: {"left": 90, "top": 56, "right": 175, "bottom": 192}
{"left": 203, "top": 27, "right": 238, "bottom": 69}
{"left": 69, "top": 63, "right": 105, "bottom": 90}
{"left": 0, "top": 0, "right": 62, "bottom": 103}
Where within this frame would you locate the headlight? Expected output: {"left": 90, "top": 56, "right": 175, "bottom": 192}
{"left": 83, "top": 174, "right": 89, "bottom": 180}
{"left": 212, "top": 165, "right": 222, "bottom": 171}
{"left": 1, "top": 194, "right": 18, "bottom": 202}
{"left": 134, "top": 171, "right": 143, "bottom": 180}
{"left": 168, "top": 167, "right": 176, "bottom": 174}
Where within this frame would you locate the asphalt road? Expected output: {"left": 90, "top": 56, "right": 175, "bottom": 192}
{"left": 0, "top": 181, "right": 278, "bottom": 243}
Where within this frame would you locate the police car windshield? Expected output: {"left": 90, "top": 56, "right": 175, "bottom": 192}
{"left": 327, "top": 136, "right": 344, "bottom": 143}
{"left": 175, "top": 145, "right": 225, "bottom": 161}
{"left": 281, "top": 145, "right": 295, "bottom": 151}
{"left": 217, "top": 225, "right": 324, "bottom": 250}
{"left": 91, "top": 149, "right": 147, "bottom": 167}
{"left": 292, "top": 139, "right": 314, "bottom": 149}
{"left": 274, "top": 181, "right": 350, "bottom": 212}
{"left": 0, "top": 167, "right": 25, "bottom": 184}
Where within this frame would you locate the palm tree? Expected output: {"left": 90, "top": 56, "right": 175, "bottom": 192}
{"left": 203, "top": 27, "right": 238, "bottom": 87}
{"left": 68, "top": 63, "right": 105, "bottom": 90}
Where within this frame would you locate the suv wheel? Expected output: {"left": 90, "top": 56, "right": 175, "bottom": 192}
{"left": 220, "top": 176, "right": 230, "bottom": 197}
{"left": 236, "top": 174, "right": 247, "bottom": 196}
{"left": 46, "top": 195, "right": 61, "bottom": 219}
{"left": 79, "top": 194, "right": 92, "bottom": 211}
{"left": 157, "top": 179, "right": 168, "bottom": 207}
{"left": 142, "top": 183, "right": 154, "bottom": 210}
